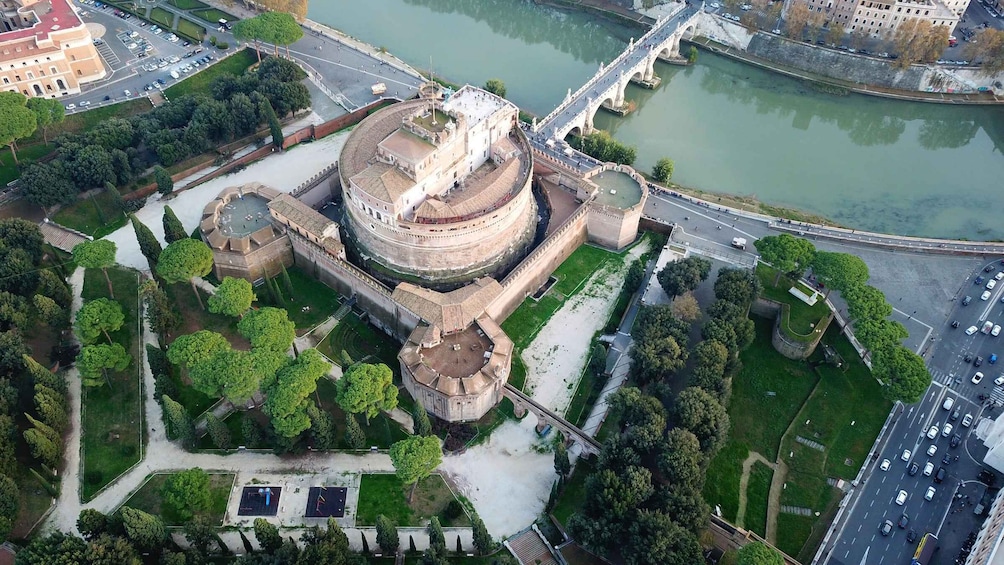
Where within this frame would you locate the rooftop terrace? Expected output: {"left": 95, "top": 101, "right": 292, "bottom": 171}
{"left": 421, "top": 325, "right": 493, "bottom": 379}
{"left": 592, "top": 171, "right": 643, "bottom": 209}
{"left": 218, "top": 193, "right": 271, "bottom": 238}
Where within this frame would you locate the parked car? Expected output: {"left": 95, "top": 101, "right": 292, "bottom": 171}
{"left": 967, "top": 325, "right": 979, "bottom": 335}
{"left": 898, "top": 513, "right": 909, "bottom": 528}
{"left": 902, "top": 449, "right": 912, "bottom": 461}
{"left": 935, "top": 467, "right": 947, "bottom": 483}
{"left": 908, "top": 462, "right": 919, "bottom": 476}
{"left": 964, "top": 295, "right": 973, "bottom": 305}
{"left": 952, "top": 320, "right": 961, "bottom": 328}
{"left": 923, "top": 462, "right": 934, "bottom": 476}
{"left": 65, "top": 103, "right": 76, "bottom": 110}
{"left": 982, "top": 290, "right": 992, "bottom": 300}
{"left": 976, "top": 356, "right": 984, "bottom": 368}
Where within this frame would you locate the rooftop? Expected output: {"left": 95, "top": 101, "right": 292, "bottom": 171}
{"left": 268, "top": 193, "right": 338, "bottom": 239}
{"left": 591, "top": 170, "right": 643, "bottom": 209}
{"left": 443, "top": 84, "right": 513, "bottom": 126}
{"left": 0, "top": 0, "right": 82, "bottom": 44}
{"left": 218, "top": 193, "right": 271, "bottom": 238}
{"left": 419, "top": 325, "right": 493, "bottom": 379}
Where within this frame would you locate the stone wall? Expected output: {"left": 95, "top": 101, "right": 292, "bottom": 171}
{"left": 587, "top": 203, "right": 642, "bottom": 250}
{"left": 212, "top": 237, "right": 293, "bottom": 282}
{"left": 752, "top": 297, "right": 831, "bottom": 360}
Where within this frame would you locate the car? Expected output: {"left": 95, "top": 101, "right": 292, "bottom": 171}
{"left": 935, "top": 467, "right": 947, "bottom": 483}
{"left": 64, "top": 103, "right": 76, "bottom": 110}
{"left": 927, "top": 425, "right": 940, "bottom": 439}
{"left": 951, "top": 434, "right": 962, "bottom": 448}
{"left": 880, "top": 458, "right": 891, "bottom": 471}
{"left": 927, "top": 444, "right": 938, "bottom": 457}
{"left": 182, "top": 40, "right": 191, "bottom": 47}
{"left": 156, "top": 78, "right": 166, "bottom": 85}
{"left": 986, "top": 265, "right": 995, "bottom": 272}
{"left": 880, "top": 520, "right": 893, "bottom": 536}
{"left": 983, "top": 291, "right": 992, "bottom": 301}
{"left": 153, "top": 28, "right": 163, "bottom": 35}
{"left": 968, "top": 325, "right": 979, "bottom": 335}
{"left": 963, "top": 413, "right": 974, "bottom": 427}
{"left": 976, "top": 356, "right": 984, "bottom": 367}
{"left": 952, "top": 320, "right": 961, "bottom": 328}
{"left": 926, "top": 486, "right": 936, "bottom": 500}
{"left": 896, "top": 490, "right": 908, "bottom": 505}
{"left": 902, "top": 449, "right": 912, "bottom": 461}
{"left": 995, "top": 327, "right": 1002, "bottom": 338}
{"left": 944, "top": 397, "right": 955, "bottom": 411}
{"left": 943, "top": 423, "right": 954, "bottom": 437}
{"left": 997, "top": 376, "right": 1004, "bottom": 386}
{"left": 964, "top": 295, "right": 973, "bottom": 305}
{"left": 974, "top": 371, "right": 985, "bottom": 384}
{"left": 990, "top": 280, "right": 998, "bottom": 290}
{"left": 966, "top": 354, "right": 974, "bottom": 363}
{"left": 898, "top": 513, "right": 909, "bottom": 528}
{"left": 952, "top": 408, "right": 960, "bottom": 421}
{"left": 772, "top": 28, "right": 781, "bottom": 34}
{"left": 923, "top": 462, "right": 934, "bottom": 476}
{"left": 977, "top": 276, "right": 986, "bottom": 285}
{"left": 908, "top": 461, "right": 919, "bottom": 475}
{"left": 103, "top": 95, "right": 110, "bottom": 101}
{"left": 907, "top": 529, "right": 918, "bottom": 542}
{"left": 123, "top": 89, "right": 131, "bottom": 97}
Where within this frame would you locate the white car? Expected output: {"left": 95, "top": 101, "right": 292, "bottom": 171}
{"left": 943, "top": 423, "right": 954, "bottom": 437}
{"left": 995, "top": 271, "right": 1003, "bottom": 281}
{"left": 65, "top": 103, "right": 76, "bottom": 110}
{"left": 880, "top": 458, "right": 891, "bottom": 471}
{"left": 896, "top": 490, "right": 908, "bottom": 505}
{"left": 967, "top": 325, "right": 980, "bottom": 335}
{"left": 943, "top": 397, "right": 955, "bottom": 411}
{"left": 927, "top": 444, "right": 938, "bottom": 456}
{"left": 709, "top": 1, "right": 720, "bottom": 6}
{"left": 994, "top": 325, "right": 1002, "bottom": 337}
{"left": 996, "top": 376, "right": 1004, "bottom": 386}
{"left": 925, "top": 486, "right": 936, "bottom": 501}
{"left": 989, "top": 280, "right": 998, "bottom": 290}
{"left": 123, "top": 89, "right": 131, "bottom": 97}
{"left": 79, "top": 100, "right": 90, "bottom": 107}
{"left": 963, "top": 413, "right": 974, "bottom": 427}
{"left": 973, "top": 371, "right": 985, "bottom": 384}
{"left": 901, "top": 449, "right": 912, "bottom": 461}
{"left": 927, "top": 425, "right": 939, "bottom": 439}
{"left": 983, "top": 290, "right": 993, "bottom": 300}
{"left": 923, "top": 462, "right": 934, "bottom": 476}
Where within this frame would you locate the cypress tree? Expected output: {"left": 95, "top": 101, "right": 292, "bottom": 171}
{"left": 130, "top": 214, "right": 162, "bottom": 268}
{"left": 205, "top": 413, "right": 232, "bottom": 450}
{"left": 344, "top": 413, "right": 365, "bottom": 449}
{"left": 375, "top": 515, "right": 399, "bottom": 554}
{"left": 162, "top": 206, "right": 187, "bottom": 244}
{"left": 280, "top": 264, "right": 294, "bottom": 299}
{"left": 409, "top": 535, "right": 417, "bottom": 554}
{"left": 413, "top": 407, "right": 432, "bottom": 436}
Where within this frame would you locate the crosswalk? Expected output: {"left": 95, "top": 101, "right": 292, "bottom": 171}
{"left": 930, "top": 366, "right": 1004, "bottom": 407}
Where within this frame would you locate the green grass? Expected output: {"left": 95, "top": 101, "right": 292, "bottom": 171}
{"left": 314, "top": 378, "right": 409, "bottom": 449}
{"left": 256, "top": 266, "right": 344, "bottom": 331}
{"left": 164, "top": 282, "right": 245, "bottom": 347}
{"left": 565, "top": 359, "right": 605, "bottom": 427}
{"left": 703, "top": 439, "right": 748, "bottom": 522}
{"left": 355, "top": 474, "right": 470, "bottom": 527}
{"left": 316, "top": 312, "right": 401, "bottom": 369}
{"left": 80, "top": 267, "right": 142, "bottom": 501}
{"left": 176, "top": 18, "right": 207, "bottom": 42}
{"left": 190, "top": 7, "right": 237, "bottom": 24}
{"left": 121, "top": 472, "right": 234, "bottom": 526}
{"left": 745, "top": 461, "right": 773, "bottom": 538}
{"left": 164, "top": 48, "right": 257, "bottom": 99}
{"left": 150, "top": 6, "right": 175, "bottom": 28}
{"left": 52, "top": 190, "right": 128, "bottom": 238}
{"left": 168, "top": 0, "right": 208, "bottom": 9}
{"left": 552, "top": 458, "right": 594, "bottom": 527}
{"left": 0, "top": 143, "right": 53, "bottom": 186}
{"left": 776, "top": 514, "right": 816, "bottom": 561}
{"left": 756, "top": 263, "right": 831, "bottom": 337}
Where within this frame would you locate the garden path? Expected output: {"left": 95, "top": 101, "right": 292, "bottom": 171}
{"left": 734, "top": 451, "right": 776, "bottom": 528}
{"left": 766, "top": 459, "right": 788, "bottom": 544}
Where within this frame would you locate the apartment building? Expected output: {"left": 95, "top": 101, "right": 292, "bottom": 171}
{"left": 797, "top": 0, "right": 968, "bottom": 38}
{"left": 1, "top": 0, "right": 105, "bottom": 98}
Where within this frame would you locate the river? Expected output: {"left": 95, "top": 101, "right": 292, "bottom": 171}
{"left": 310, "top": 0, "right": 1004, "bottom": 240}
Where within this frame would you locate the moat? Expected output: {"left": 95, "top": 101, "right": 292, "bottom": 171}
{"left": 311, "top": 0, "right": 1004, "bottom": 240}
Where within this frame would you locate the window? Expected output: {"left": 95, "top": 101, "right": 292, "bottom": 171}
{"left": 56, "top": 78, "right": 65, "bottom": 89}
{"left": 0, "top": 77, "right": 6, "bottom": 84}
{"left": 46, "top": 83, "right": 51, "bottom": 91}
{"left": 26, "top": 71, "right": 33, "bottom": 79}
{"left": 50, "top": 66, "right": 56, "bottom": 74}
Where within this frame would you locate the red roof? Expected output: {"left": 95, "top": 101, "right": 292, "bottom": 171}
{"left": 0, "top": 0, "right": 83, "bottom": 44}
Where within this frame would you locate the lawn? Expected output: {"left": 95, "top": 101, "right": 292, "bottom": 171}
{"left": 121, "top": 472, "right": 234, "bottom": 526}
{"left": 80, "top": 267, "right": 143, "bottom": 501}
{"left": 702, "top": 439, "right": 748, "bottom": 522}
{"left": 565, "top": 353, "right": 605, "bottom": 427}
{"left": 355, "top": 473, "right": 470, "bottom": 527}
{"left": 314, "top": 378, "right": 409, "bottom": 449}
{"left": 745, "top": 461, "right": 773, "bottom": 538}
{"left": 551, "top": 458, "right": 594, "bottom": 527}
{"left": 317, "top": 312, "right": 401, "bottom": 369}
{"left": 190, "top": 7, "right": 237, "bottom": 24}
{"left": 164, "top": 48, "right": 257, "bottom": 99}
{"left": 255, "top": 266, "right": 344, "bottom": 331}
{"left": 149, "top": 7, "right": 175, "bottom": 28}
{"left": 0, "top": 143, "right": 53, "bottom": 186}
{"left": 756, "top": 263, "right": 831, "bottom": 337}
{"left": 176, "top": 18, "right": 207, "bottom": 42}
{"left": 776, "top": 514, "right": 817, "bottom": 562}
{"left": 52, "top": 190, "right": 128, "bottom": 238}
{"left": 168, "top": 0, "right": 208, "bottom": 8}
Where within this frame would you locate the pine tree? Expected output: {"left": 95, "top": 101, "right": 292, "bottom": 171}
{"left": 130, "top": 214, "right": 162, "bottom": 269}
{"left": 162, "top": 394, "right": 195, "bottom": 449}
{"left": 205, "top": 413, "right": 232, "bottom": 450}
{"left": 472, "top": 514, "right": 492, "bottom": 555}
{"left": 413, "top": 407, "right": 432, "bottom": 436}
{"left": 344, "top": 413, "right": 365, "bottom": 449}
{"left": 242, "top": 414, "right": 264, "bottom": 448}
{"left": 280, "top": 264, "right": 294, "bottom": 299}
{"left": 162, "top": 206, "right": 187, "bottom": 244}
{"left": 427, "top": 516, "right": 445, "bottom": 555}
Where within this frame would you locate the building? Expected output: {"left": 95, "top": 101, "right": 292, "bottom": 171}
{"left": 795, "top": 0, "right": 967, "bottom": 38}
{"left": 0, "top": 0, "right": 106, "bottom": 97}
{"left": 339, "top": 84, "right": 537, "bottom": 288}
{"left": 966, "top": 488, "right": 1004, "bottom": 564}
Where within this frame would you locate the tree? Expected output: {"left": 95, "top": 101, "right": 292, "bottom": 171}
{"left": 190, "top": 348, "right": 265, "bottom": 403}
{"left": 206, "top": 413, "right": 232, "bottom": 449}
{"left": 754, "top": 234, "right": 816, "bottom": 285}
{"left": 259, "top": 11, "right": 303, "bottom": 58}
{"left": 35, "top": 384, "right": 68, "bottom": 432}
{"left": 389, "top": 436, "right": 442, "bottom": 502}
{"left": 307, "top": 402, "right": 336, "bottom": 449}
{"left": 966, "top": 28, "right": 1004, "bottom": 75}
{"left": 335, "top": 362, "right": 398, "bottom": 424}
{"left": 13, "top": 531, "right": 87, "bottom": 565}
{"left": 622, "top": 510, "right": 701, "bottom": 565}
{"left": 23, "top": 353, "right": 65, "bottom": 392}
{"left": 0, "top": 474, "right": 17, "bottom": 541}
{"left": 631, "top": 333, "right": 687, "bottom": 383}
{"left": 472, "top": 514, "right": 492, "bottom": 555}
{"left": 607, "top": 387, "right": 667, "bottom": 453}
{"left": 652, "top": 158, "right": 674, "bottom": 183}
{"left": 140, "top": 280, "right": 181, "bottom": 339}
{"left": 0, "top": 91, "right": 37, "bottom": 164}
{"left": 298, "top": 517, "right": 351, "bottom": 564}
{"left": 873, "top": 344, "right": 931, "bottom": 403}
{"left": 254, "top": 517, "right": 283, "bottom": 553}
{"left": 153, "top": 165, "right": 174, "bottom": 196}
{"left": 76, "top": 508, "right": 109, "bottom": 540}
{"left": 784, "top": 1, "right": 810, "bottom": 40}
{"left": 208, "top": 276, "right": 256, "bottom": 318}
{"left": 811, "top": 251, "right": 869, "bottom": 295}
{"left": 76, "top": 298, "right": 125, "bottom": 344}
{"left": 157, "top": 238, "right": 214, "bottom": 309}
{"left": 657, "top": 429, "right": 705, "bottom": 492}
{"left": 413, "top": 407, "right": 433, "bottom": 436}
{"left": 0, "top": 292, "right": 28, "bottom": 331}
{"left": 554, "top": 441, "right": 570, "bottom": 478}
{"left": 737, "top": 541, "right": 785, "bottom": 565}
{"left": 23, "top": 415, "right": 61, "bottom": 467}
{"left": 85, "top": 533, "right": 141, "bottom": 565}
{"left": 849, "top": 26, "right": 870, "bottom": 50}
{"left": 162, "top": 394, "right": 195, "bottom": 448}
{"left": 345, "top": 413, "right": 366, "bottom": 449}
{"left": 238, "top": 306, "right": 296, "bottom": 352}
{"left": 33, "top": 294, "right": 66, "bottom": 327}
{"left": 120, "top": 506, "right": 167, "bottom": 552}
{"left": 167, "top": 330, "right": 230, "bottom": 373}
{"left": 130, "top": 214, "right": 162, "bottom": 269}
{"left": 826, "top": 21, "right": 846, "bottom": 46}
{"left": 674, "top": 386, "right": 730, "bottom": 455}
{"left": 183, "top": 515, "right": 218, "bottom": 557}
{"left": 854, "top": 317, "right": 908, "bottom": 354}
{"left": 264, "top": 349, "right": 330, "bottom": 437}
{"left": 26, "top": 97, "right": 64, "bottom": 144}
{"left": 72, "top": 240, "right": 117, "bottom": 299}
{"left": 427, "top": 516, "right": 446, "bottom": 555}
{"left": 714, "top": 267, "right": 761, "bottom": 307}
{"left": 162, "top": 206, "right": 187, "bottom": 243}
{"left": 266, "top": 99, "right": 284, "bottom": 149}
{"left": 483, "top": 79, "right": 506, "bottom": 98}
{"left": 843, "top": 283, "right": 892, "bottom": 322}
{"left": 161, "top": 467, "right": 211, "bottom": 522}
{"left": 657, "top": 256, "right": 712, "bottom": 297}
{"left": 76, "top": 343, "right": 131, "bottom": 387}
{"left": 37, "top": 269, "right": 72, "bottom": 309}
{"left": 375, "top": 515, "right": 399, "bottom": 554}
{"left": 668, "top": 292, "right": 701, "bottom": 323}
{"left": 233, "top": 17, "right": 266, "bottom": 62}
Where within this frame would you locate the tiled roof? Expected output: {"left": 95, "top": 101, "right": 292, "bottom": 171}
{"left": 391, "top": 278, "right": 501, "bottom": 333}
{"left": 267, "top": 193, "right": 336, "bottom": 238}
{"left": 38, "top": 219, "right": 87, "bottom": 252}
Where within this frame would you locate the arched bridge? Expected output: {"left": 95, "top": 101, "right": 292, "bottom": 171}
{"left": 534, "top": 4, "right": 702, "bottom": 142}
{"left": 503, "top": 384, "right": 602, "bottom": 457}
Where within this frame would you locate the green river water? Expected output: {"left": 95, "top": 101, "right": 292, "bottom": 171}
{"left": 310, "top": 0, "right": 1004, "bottom": 239}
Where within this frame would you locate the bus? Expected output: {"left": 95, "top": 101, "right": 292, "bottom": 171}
{"left": 911, "top": 533, "right": 937, "bottom": 565}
